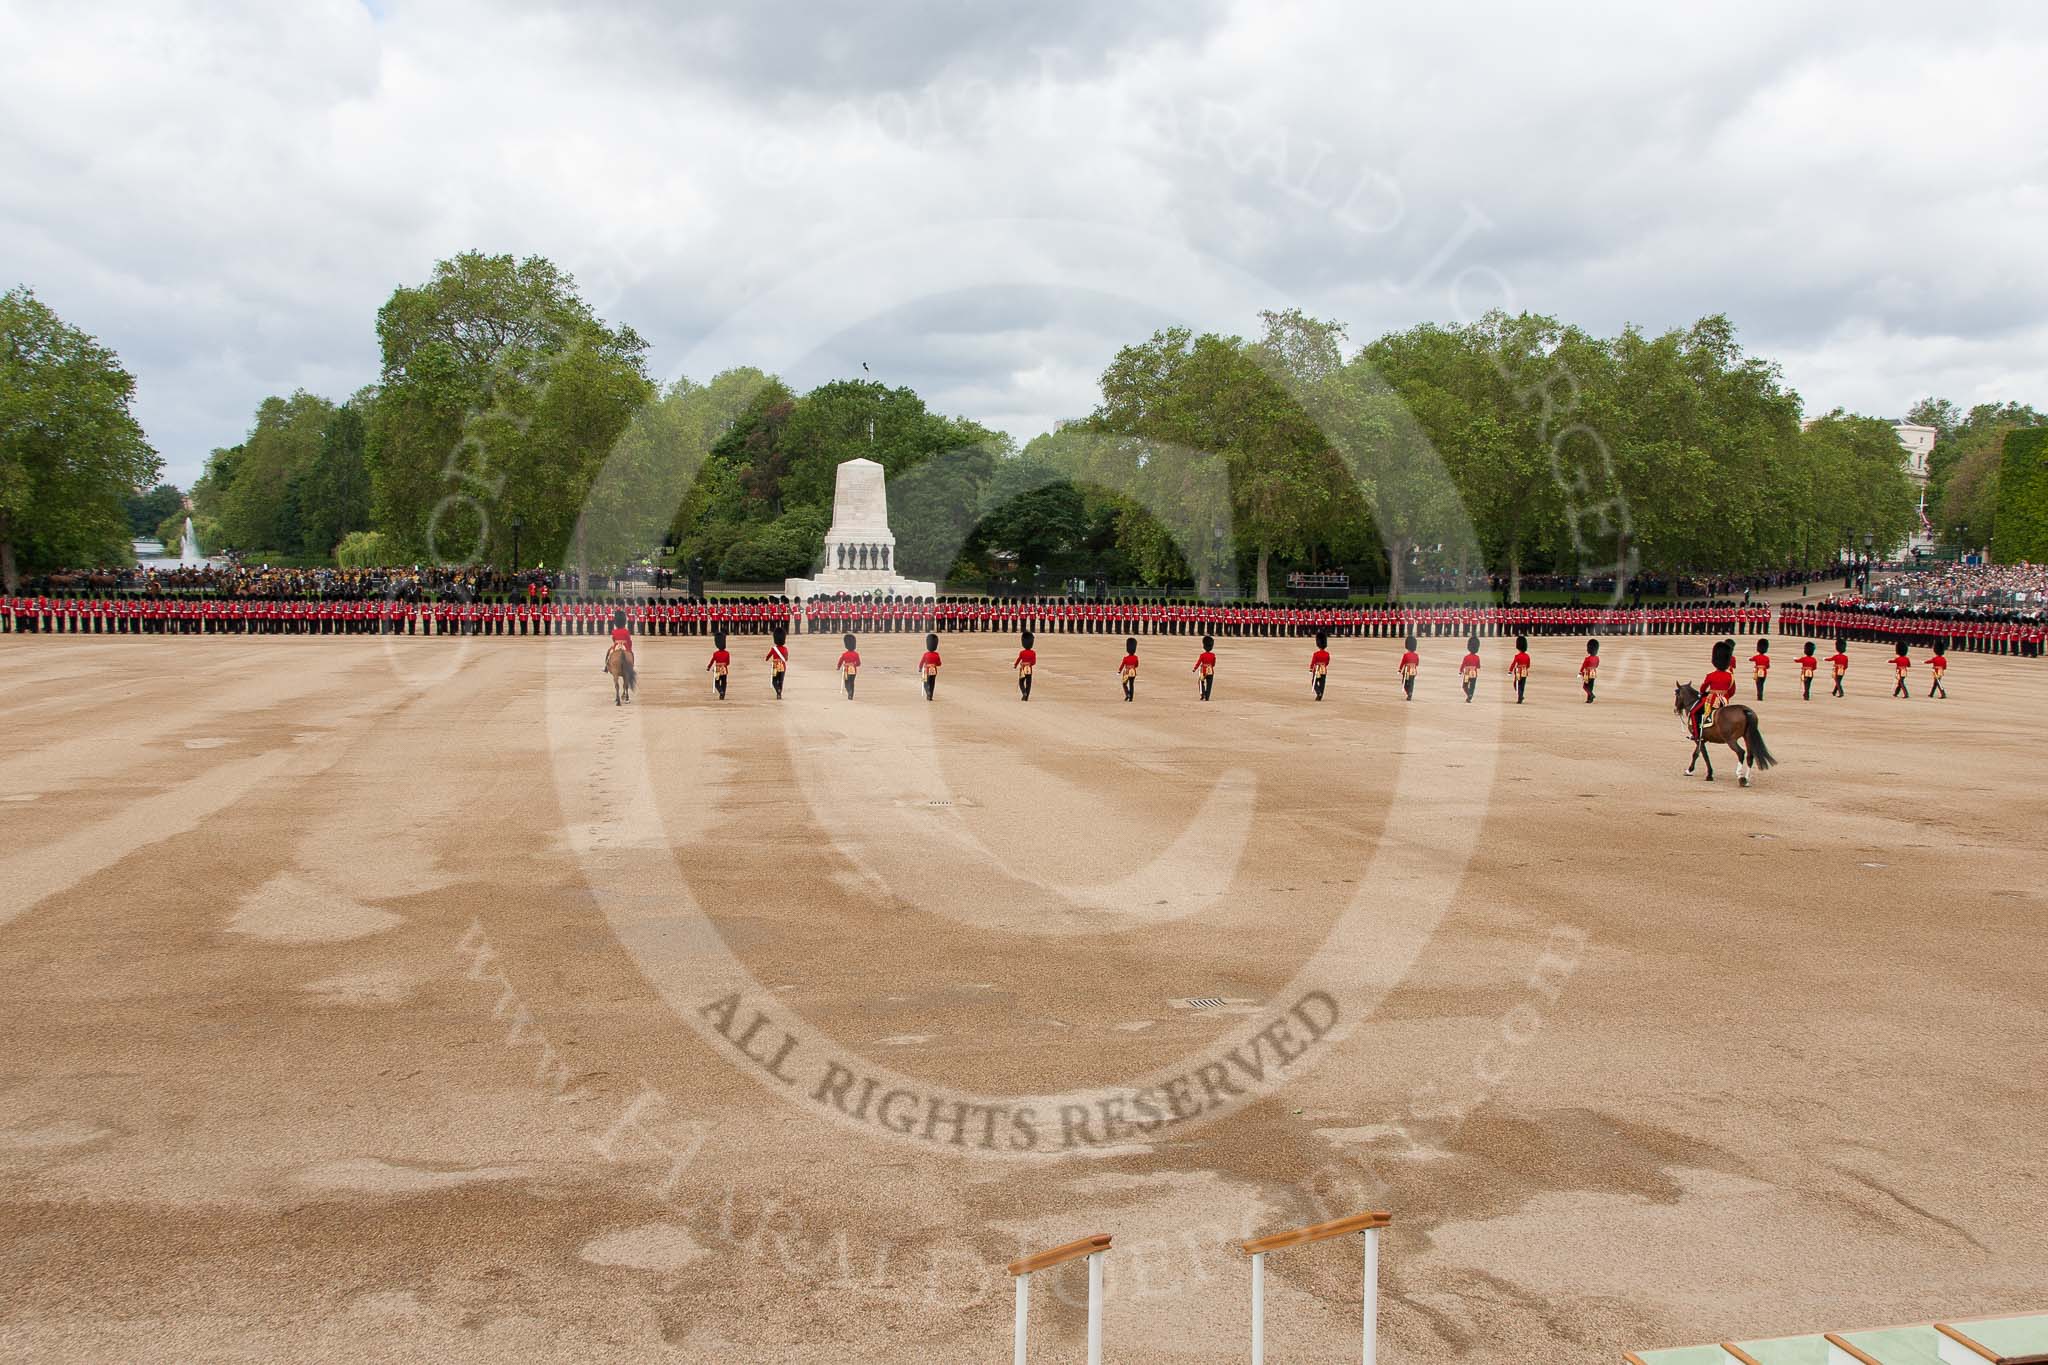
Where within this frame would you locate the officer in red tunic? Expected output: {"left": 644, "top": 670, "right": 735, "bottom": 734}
{"left": 1459, "top": 635, "right": 1481, "bottom": 703}
{"left": 1398, "top": 635, "right": 1420, "bottom": 702}
{"left": 837, "top": 633, "right": 860, "bottom": 700}
{"left": 918, "top": 633, "right": 942, "bottom": 701}
{"left": 1118, "top": 637, "right": 1139, "bottom": 702}
{"left": 1308, "top": 630, "right": 1331, "bottom": 701}
{"left": 1891, "top": 640, "right": 1912, "bottom": 698}
{"left": 706, "top": 630, "right": 731, "bottom": 700}
{"left": 1749, "top": 637, "right": 1770, "bottom": 701}
{"left": 1193, "top": 634, "right": 1217, "bottom": 701}
{"left": 1508, "top": 634, "right": 1531, "bottom": 704}
{"left": 1579, "top": 638, "right": 1599, "bottom": 703}
{"left": 1013, "top": 630, "right": 1037, "bottom": 702}
{"left": 1798, "top": 641, "right": 1819, "bottom": 700}
{"left": 766, "top": 624, "right": 790, "bottom": 699}
{"left": 1689, "top": 640, "right": 1736, "bottom": 739}
{"left": 1828, "top": 638, "right": 1850, "bottom": 697}
{"left": 1928, "top": 639, "right": 1949, "bottom": 698}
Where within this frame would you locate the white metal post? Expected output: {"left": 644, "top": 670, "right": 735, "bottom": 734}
{"left": 1013, "top": 1272, "right": 1030, "bottom": 1365}
{"left": 1086, "top": 1250, "right": 1105, "bottom": 1365}
{"left": 1250, "top": 1251, "right": 1266, "bottom": 1364}
{"left": 1361, "top": 1226, "right": 1381, "bottom": 1364}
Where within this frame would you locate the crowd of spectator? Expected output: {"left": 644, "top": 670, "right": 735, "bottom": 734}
{"left": 1870, "top": 562, "right": 2048, "bottom": 609}
{"left": 28, "top": 562, "right": 681, "bottom": 600}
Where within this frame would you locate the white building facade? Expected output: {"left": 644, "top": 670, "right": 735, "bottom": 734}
{"left": 1893, "top": 422, "right": 1937, "bottom": 556}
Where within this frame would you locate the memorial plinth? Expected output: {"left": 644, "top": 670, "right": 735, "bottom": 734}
{"left": 783, "top": 457, "right": 936, "bottom": 598}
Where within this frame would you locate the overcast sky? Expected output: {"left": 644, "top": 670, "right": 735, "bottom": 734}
{"left": 4, "top": 0, "right": 2045, "bottom": 487}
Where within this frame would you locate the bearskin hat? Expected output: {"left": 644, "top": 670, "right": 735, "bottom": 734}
{"left": 1125, "top": 637, "right": 1138, "bottom": 653}
{"left": 1585, "top": 637, "right": 1599, "bottom": 655}
{"left": 1755, "top": 637, "right": 1769, "bottom": 655}
{"left": 926, "top": 633, "right": 940, "bottom": 651}
{"left": 1515, "top": 634, "right": 1528, "bottom": 651}
{"left": 1711, "top": 639, "right": 1735, "bottom": 670}
{"left": 1202, "top": 634, "right": 1215, "bottom": 651}
{"left": 1315, "top": 631, "right": 1328, "bottom": 648}
{"left": 1020, "top": 629, "right": 1034, "bottom": 649}
{"left": 772, "top": 624, "right": 787, "bottom": 646}
{"left": 842, "top": 633, "right": 856, "bottom": 650}
{"left": 1466, "top": 634, "right": 1480, "bottom": 653}
{"left": 1804, "top": 639, "right": 1816, "bottom": 656}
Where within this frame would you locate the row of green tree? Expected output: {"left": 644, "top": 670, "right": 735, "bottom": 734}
{"left": 6, "top": 258, "right": 2029, "bottom": 593}
{"left": 1902, "top": 397, "right": 2046, "bottom": 553}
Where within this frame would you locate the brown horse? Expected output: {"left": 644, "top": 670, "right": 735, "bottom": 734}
{"left": 1674, "top": 683, "right": 1776, "bottom": 785}
{"left": 605, "top": 643, "right": 635, "bottom": 705}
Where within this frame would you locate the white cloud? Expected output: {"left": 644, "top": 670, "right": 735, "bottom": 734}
{"left": 1, "top": 0, "right": 2043, "bottom": 486}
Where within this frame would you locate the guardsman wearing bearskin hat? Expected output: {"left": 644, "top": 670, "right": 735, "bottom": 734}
{"left": 1579, "top": 637, "right": 1600, "bottom": 703}
{"left": 1690, "top": 639, "right": 1736, "bottom": 739}
{"left": 837, "top": 633, "right": 860, "bottom": 700}
{"left": 1193, "top": 634, "right": 1218, "bottom": 701}
{"left": 766, "top": 624, "right": 791, "bottom": 699}
{"left": 918, "top": 633, "right": 943, "bottom": 701}
{"left": 1928, "top": 639, "right": 1948, "bottom": 699}
{"left": 1014, "top": 629, "right": 1037, "bottom": 701}
{"left": 1749, "top": 637, "right": 1770, "bottom": 701}
{"left": 1308, "top": 630, "right": 1331, "bottom": 701}
{"left": 706, "top": 629, "right": 731, "bottom": 700}
{"left": 1459, "top": 634, "right": 1482, "bottom": 703}
{"left": 1829, "top": 637, "right": 1850, "bottom": 697}
{"left": 1890, "top": 640, "right": 1912, "bottom": 698}
{"left": 1509, "top": 634, "right": 1531, "bottom": 704}
{"left": 1799, "top": 640, "right": 1819, "bottom": 700}
{"left": 1398, "top": 635, "right": 1420, "bottom": 702}
{"left": 1118, "top": 636, "right": 1140, "bottom": 702}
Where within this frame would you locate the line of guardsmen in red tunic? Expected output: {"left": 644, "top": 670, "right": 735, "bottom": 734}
{"left": 8, "top": 594, "right": 2041, "bottom": 660}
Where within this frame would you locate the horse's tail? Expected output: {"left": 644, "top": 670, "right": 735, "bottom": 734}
{"left": 1743, "top": 709, "right": 1777, "bottom": 770}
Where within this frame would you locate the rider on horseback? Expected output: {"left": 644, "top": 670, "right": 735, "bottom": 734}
{"left": 605, "top": 609, "right": 636, "bottom": 691}
{"left": 1689, "top": 640, "right": 1736, "bottom": 740}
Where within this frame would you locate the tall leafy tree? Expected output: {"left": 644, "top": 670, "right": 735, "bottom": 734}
{"left": 366, "top": 251, "right": 651, "bottom": 566}
{"left": 125, "top": 482, "right": 184, "bottom": 537}
{"left": 292, "top": 389, "right": 375, "bottom": 557}
{"left": 0, "top": 287, "right": 160, "bottom": 584}
{"left": 217, "top": 390, "right": 334, "bottom": 553}
{"left": 1087, "top": 325, "right": 1347, "bottom": 600}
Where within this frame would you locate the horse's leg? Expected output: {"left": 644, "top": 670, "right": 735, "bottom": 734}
{"left": 1700, "top": 738, "right": 1714, "bottom": 781}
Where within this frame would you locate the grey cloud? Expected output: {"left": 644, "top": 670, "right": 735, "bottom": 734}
{"left": 3, "top": 0, "right": 2044, "bottom": 487}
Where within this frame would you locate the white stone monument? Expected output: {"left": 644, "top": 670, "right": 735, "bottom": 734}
{"left": 783, "top": 457, "right": 936, "bottom": 599}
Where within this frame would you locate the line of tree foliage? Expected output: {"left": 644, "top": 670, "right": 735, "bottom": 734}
{"left": 1991, "top": 428, "right": 2048, "bottom": 565}
{"left": 4, "top": 256, "right": 2016, "bottom": 595}
{"left": 1902, "top": 397, "right": 2046, "bottom": 552}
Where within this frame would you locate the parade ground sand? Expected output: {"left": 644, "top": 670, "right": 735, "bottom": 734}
{"left": 2, "top": 631, "right": 2043, "bottom": 1363}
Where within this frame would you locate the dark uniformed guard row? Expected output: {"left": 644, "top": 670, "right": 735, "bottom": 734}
{"left": 1779, "top": 604, "right": 2043, "bottom": 656}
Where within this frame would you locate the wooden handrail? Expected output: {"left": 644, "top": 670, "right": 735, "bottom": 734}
{"left": 1823, "top": 1334, "right": 1886, "bottom": 1365}
{"left": 1620, "top": 1354, "right": 1651, "bottom": 1365}
{"left": 1239, "top": 1210, "right": 1391, "bottom": 1256}
{"left": 1720, "top": 1345, "right": 1765, "bottom": 1365}
{"left": 1934, "top": 1323, "right": 2007, "bottom": 1362}
{"left": 1007, "top": 1234, "right": 1111, "bottom": 1278}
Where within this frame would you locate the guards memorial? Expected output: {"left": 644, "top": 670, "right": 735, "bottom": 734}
{"left": 783, "top": 457, "right": 936, "bottom": 599}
